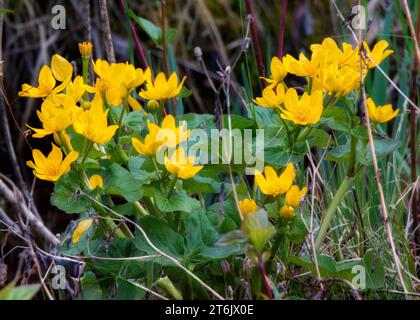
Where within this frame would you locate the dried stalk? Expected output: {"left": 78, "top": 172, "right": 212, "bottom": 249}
{"left": 99, "top": 0, "right": 115, "bottom": 63}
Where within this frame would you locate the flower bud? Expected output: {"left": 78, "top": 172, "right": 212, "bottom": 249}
{"left": 279, "top": 205, "right": 295, "bottom": 220}
{"left": 78, "top": 41, "right": 93, "bottom": 58}
{"left": 147, "top": 99, "right": 160, "bottom": 110}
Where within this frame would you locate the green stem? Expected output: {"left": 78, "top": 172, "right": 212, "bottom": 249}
{"left": 134, "top": 201, "right": 150, "bottom": 216}
{"left": 82, "top": 57, "right": 89, "bottom": 100}
{"left": 275, "top": 108, "right": 292, "bottom": 147}
{"left": 315, "top": 175, "right": 353, "bottom": 250}
{"left": 115, "top": 93, "right": 129, "bottom": 142}
{"left": 80, "top": 141, "right": 93, "bottom": 165}
{"left": 167, "top": 175, "right": 178, "bottom": 198}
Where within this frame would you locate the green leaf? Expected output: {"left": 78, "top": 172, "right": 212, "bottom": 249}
{"left": 326, "top": 143, "right": 351, "bottom": 162}
{"left": 80, "top": 271, "right": 103, "bottom": 300}
{"left": 298, "top": 128, "right": 331, "bottom": 148}
{"left": 176, "top": 113, "right": 215, "bottom": 130}
{"left": 359, "top": 138, "right": 400, "bottom": 165}
{"left": 51, "top": 171, "right": 91, "bottom": 214}
{"left": 128, "top": 10, "right": 162, "bottom": 45}
{"left": 321, "top": 106, "right": 351, "bottom": 132}
{"left": 154, "top": 189, "right": 200, "bottom": 213}
{"left": 134, "top": 216, "right": 185, "bottom": 259}
{"left": 113, "top": 277, "right": 145, "bottom": 300}
{"left": 0, "top": 281, "right": 40, "bottom": 300}
{"left": 183, "top": 169, "right": 221, "bottom": 193}
{"left": 101, "top": 160, "right": 144, "bottom": 202}
{"left": 242, "top": 210, "right": 275, "bottom": 253}
{"left": 0, "top": 8, "right": 14, "bottom": 14}
{"left": 128, "top": 156, "right": 155, "bottom": 183}
{"left": 289, "top": 255, "right": 360, "bottom": 281}
{"left": 222, "top": 114, "right": 255, "bottom": 130}
{"left": 361, "top": 251, "right": 385, "bottom": 290}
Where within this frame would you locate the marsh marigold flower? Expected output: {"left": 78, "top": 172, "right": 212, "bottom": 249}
{"left": 121, "top": 64, "right": 150, "bottom": 91}
{"left": 285, "top": 185, "right": 307, "bottom": 208}
{"left": 72, "top": 218, "right": 93, "bottom": 243}
{"left": 73, "top": 99, "right": 119, "bottom": 144}
{"left": 262, "top": 56, "right": 287, "bottom": 85}
{"left": 281, "top": 88, "right": 323, "bottom": 125}
{"left": 89, "top": 174, "right": 103, "bottom": 189}
{"left": 132, "top": 115, "right": 190, "bottom": 157}
{"left": 314, "top": 64, "right": 360, "bottom": 95}
{"left": 362, "top": 40, "right": 393, "bottom": 69}
{"left": 255, "top": 163, "right": 295, "bottom": 197}
{"left": 131, "top": 122, "right": 162, "bottom": 156}
{"left": 283, "top": 53, "right": 319, "bottom": 78}
{"left": 19, "top": 54, "right": 73, "bottom": 98}
{"left": 366, "top": 97, "right": 399, "bottom": 123}
{"left": 86, "top": 59, "right": 126, "bottom": 106}
{"left": 139, "top": 72, "right": 186, "bottom": 100}
{"left": 66, "top": 76, "right": 86, "bottom": 103}
{"left": 28, "top": 93, "right": 82, "bottom": 138}
{"left": 238, "top": 199, "right": 258, "bottom": 217}
{"left": 253, "top": 83, "right": 285, "bottom": 108}
{"left": 164, "top": 147, "right": 203, "bottom": 180}
{"left": 26, "top": 143, "right": 78, "bottom": 182}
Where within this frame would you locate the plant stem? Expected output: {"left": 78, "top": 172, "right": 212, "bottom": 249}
{"left": 257, "top": 254, "right": 273, "bottom": 299}
{"left": 82, "top": 57, "right": 89, "bottom": 100}
{"left": 80, "top": 141, "right": 93, "bottom": 165}
{"left": 315, "top": 175, "right": 353, "bottom": 250}
{"left": 167, "top": 175, "right": 178, "bottom": 198}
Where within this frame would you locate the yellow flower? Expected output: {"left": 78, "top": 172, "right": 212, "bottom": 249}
{"left": 19, "top": 54, "right": 73, "bottom": 98}
{"left": 285, "top": 185, "right": 307, "bottom": 208}
{"left": 121, "top": 64, "right": 150, "bottom": 90}
{"left": 283, "top": 53, "right": 319, "bottom": 77}
{"left": 362, "top": 40, "right": 393, "bottom": 69}
{"left": 238, "top": 199, "right": 258, "bottom": 217}
{"left": 158, "top": 115, "right": 190, "bottom": 147}
{"left": 73, "top": 98, "right": 119, "bottom": 144}
{"left": 26, "top": 143, "right": 78, "bottom": 182}
{"left": 86, "top": 59, "right": 126, "bottom": 106}
{"left": 28, "top": 94, "right": 83, "bottom": 138}
{"left": 139, "top": 72, "right": 186, "bottom": 100}
{"left": 164, "top": 147, "right": 203, "bottom": 180}
{"left": 53, "top": 131, "right": 73, "bottom": 151}
{"left": 367, "top": 97, "right": 399, "bottom": 123}
{"left": 132, "top": 115, "right": 190, "bottom": 157}
{"left": 255, "top": 163, "right": 295, "bottom": 196}
{"left": 131, "top": 122, "right": 162, "bottom": 156}
{"left": 78, "top": 41, "right": 93, "bottom": 58}
{"left": 72, "top": 218, "right": 93, "bottom": 243}
{"left": 66, "top": 76, "right": 86, "bottom": 102}
{"left": 89, "top": 174, "right": 103, "bottom": 189}
{"left": 281, "top": 88, "right": 323, "bottom": 125}
{"left": 279, "top": 205, "right": 295, "bottom": 220}
{"left": 128, "top": 95, "right": 144, "bottom": 111}
{"left": 262, "top": 56, "right": 287, "bottom": 85}
{"left": 315, "top": 64, "right": 360, "bottom": 95}
{"left": 253, "top": 83, "right": 285, "bottom": 108}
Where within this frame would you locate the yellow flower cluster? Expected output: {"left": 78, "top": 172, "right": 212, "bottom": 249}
{"left": 255, "top": 163, "right": 307, "bottom": 220}
{"left": 253, "top": 38, "right": 397, "bottom": 126}
{"left": 20, "top": 42, "right": 189, "bottom": 183}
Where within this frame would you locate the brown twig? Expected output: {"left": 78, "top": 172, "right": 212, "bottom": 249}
{"left": 245, "top": 0, "right": 266, "bottom": 82}
{"left": 277, "top": 0, "right": 288, "bottom": 59}
{"left": 403, "top": 0, "right": 420, "bottom": 249}
{"left": 0, "top": 176, "right": 59, "bottom": 247}
{"left": 99, "top": 0, "right": 115, "bottom": 63}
